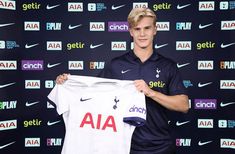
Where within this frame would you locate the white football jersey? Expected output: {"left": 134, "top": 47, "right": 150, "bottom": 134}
{"left": 48, "top": 75, "right": 146, "bottom": 154}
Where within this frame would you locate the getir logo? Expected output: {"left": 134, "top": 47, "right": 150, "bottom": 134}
{"left": 67, "top": 42, "right": 85, "bottom": 50}
{"left": 153, "top": 3, "right": 171, "bottom": 11}
{"left": 0, "top": 0, "right": 16, "bottom": 10}
{"left": 68, "top": 61, "right": 83, "bottom": 70}
{"left": 22, "top": 2, "right": 41, "bottom": 11}
{"left": 111, "top": 41, "right": 126, "bottom": 51}
{"left": 176, "top": 41, "right": 191, "bottom": 50}
{"left": 24, "top": 119, "right": 42, "bottom": 127}
{"left": 47, "top": 41, "right": 62, "bottom": 50}
{"left": 21, "top": 60, "right": 43, "bottom": 71}
{"left": 133, "top": 2, "right": 148, "bottom": 8}
{"left": 197, "top": 41, "right": 215, "bottom": 50}
{"left": 220, "top": 61, "right": 235, "bottom": 69}
{"left": 25, "top": 80, "right": 40, "bottom": 89}
{"left": 47, "top": 138, "right": 62, "bottom": 146}
{"left": 198, "top": 60, "right": 213, "bottom": 70}
{"left": 220, "top": 139, "right": 235, "bottom": 149}
{"left": 156, "top": 22, "right": 169, "bottom": 31}
{"left": 0, "top": 119, "right": 17, "bottom": 131}
{"left": 24, "top": 21, "right": 40, "bottom": 31}
{"left": 176, "top": 139, "right": 191, "bottom": 146}
{"left": 90, "top": 62, "right": 105, "bottom": 69}
{"left": 90, "top": 22, "right": 105, "bottom": 31}
{"left": 220, "top": 80, "right": 235, "bottom": 89}
{"left": 25, "top": 138, "right": 40, "bottom": 147}
{"left": 0, "top": 60, "right": 17, "bottom": 70}
{"left": 221, "top": 20, "right": 235, "bottom": 30}
{"left": 198, "top": 119, "right": 213, "bottom": 128}
{"left": 68, "top": 2, "right": 83, "bottom": 12}
{"left": 0, "top": 100, "right": 17, "bottom": 110}
{"left": 199, "top": 1, "right": 215, "bottom": 11}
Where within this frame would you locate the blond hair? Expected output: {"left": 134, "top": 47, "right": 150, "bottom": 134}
{"left": 127, "top": 8, "right": 157, "bottom": 28}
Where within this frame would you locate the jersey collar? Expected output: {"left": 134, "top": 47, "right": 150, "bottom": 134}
{"left": 128, "top": 50, "right": 159, "bottom": 62}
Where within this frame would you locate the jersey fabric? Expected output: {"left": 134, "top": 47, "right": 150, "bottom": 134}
{"left": 48, "top": 75, "right": 146, "bottom": 154}
{"left": 99, "top": 50, "right": 187, "bottom": 154}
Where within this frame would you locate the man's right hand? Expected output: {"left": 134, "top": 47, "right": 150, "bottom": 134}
{"left": 56, "top": 73, "right": 69, "bottom": 84}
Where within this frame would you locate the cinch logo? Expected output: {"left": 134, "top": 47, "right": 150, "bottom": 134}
{"left": 24, "top": 21, "right": 40, "bottom": 31}
{"left": 198, "top": 119, "right": 213, "bottom": 128}
{"left": 25, "top": 138, "right": 40, "bottom": 147}
{"left": 0, "top": 119, "right": 17, "bottom": 131}
{"left": 45, "top": 80, "right": 55, "bottom": 89}
{"left": 183, "top": 80, "right": 193, "bottom": 88}
{"left": 176, "top": 22, "right": 191, "bottom": 30}
{"left": 149, "top": 81, "right": 165, "bottom": 88}
{"left": 199, "top": 1, "right": 215, "bottom": 11}
{"left": 47, "top": 41, "right": 62, "bottom": 50}
{"left": 221, "top": 20, "right": 235, "bottom": 30}
{"left": 111, "top": 41, "right": 126, "bottom": 51}
{"left": 129, "top": 105, "right": 146, "bottom": 114}
{"left": 47, "top": 138, "right": 62, "bottom": 146}
{"left": 21, "top": 60, "right": 43, "bottom": 71}
{"left": 0, "top": 60, "right": 17, "bottom": 70}
{"left": 156, "top": 22, "right": 170, "bottom": 31}
{"left": 68, "top": 61, "right": 83, "bottom": 70}
{"left": 194, "top": 99, "right": 217, "bottom": 109}
{"left": 108, "top": 22, "right": 128, "bottom": 32}
{"left": 67, "top": 42, "right": 85, "bottom": 50}
{"left": 198, "top": 60, "right": 213, "bottom": 70}
{"left": 22, "top": 2, "right": 41, "bottom": 11}
{"left": 0, "top": 0, "right": 16, "bottom": 10}
{"left": 176, "top": 41, "right": 191, "bottom": 50}
{"left": 197, "top": 41, "right": 215, "bottom": 50}
{"left": 176, "top": 139, "right": 191, "bottom": 146}
{"left": 80, "top": 112, "right": 117, "bottom": 132}
{"left": 24, "top": 119, "right": 42, "bottom": 127}
{"left": 220, "top": 80, "right": 235, "bottom": 89}
{"left": 90, "top": 62, "right": 105, "bottom": 69}
{"left": 153, "top": 3, "right": 172, "bottom": 11}
{"left": 220, "top": 61, "right": 235, "bottom": 69}
{"left": 68, "top": 2, "right": 83, "bottom": 12}
{"left": 25, "top": 80, "right": 40, "bottom": 89}
{"left": 46, "top": 22, "right": 61, "bottom": 30}
{"left": 90, "top": 22, "right": 105, "bottom": 31}
{"left": 220, "top": 139, "right": 235, "bottom": 149}
{"left": 0, "top": 100, "right": 17, "bottom": 110}
{"left": 133, "top": 2, "right": 148, "bottom": 8}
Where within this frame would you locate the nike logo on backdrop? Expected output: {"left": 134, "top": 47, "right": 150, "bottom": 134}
{"left": 47, "top": 120, "right": 61, "bottom": 126}
{"left": 68, "top": 24, "right": 82, "bottom": 30}
{"left": 0, "top": 23, "right": 15, "bottom": 28}
{"left": 25, "top": 101, "right": 40, "bottom": 107}
{"left": 47, "top": 63, "right": 61, "bottom": 68}
{"left": 176, "top": 121, "right": 190, "bottom": 126}
{"left": 198, "top": 82, "right": 212, "bottom": 88}
{"left": 90, "top": 44, "right": 103, "bottom": 49}
{"left": 121, "top": 69, "right": 131, "bottom": 74}
{"left": 25, "top": 43, "right": 39, "bottom": 49}
{"left": 80, "top": 98, "right": 92, "bottom": 102}
{"left": 220, "top": 42, "right": 235, "bottom": 48}
{"left": 0, "top": 82, "right": 16, "bottom": 89}
{"left": 199, "top": 23, "right": 213, "bottom": 29}
{"left": 155, "top": 43, "right": 168, "bottom": 49}
{"left": 46, "top": 4, "right": 60, "bottom": 10}
{"left": 111, "top": 4, "right": 125, "bottom": 10}
{"left": 198, "top": 141, "right": 213, "bottom": 146}
{"left": 177, "top": 63, "right": 190, "bottom": 68}
{"left": 0, "top": 141, "right": 15, "bottom": 149}
{"left": 220, "top": 102, "right": 235, "bottom": 107}
{"left": 177, "top": 4, "right": 191, "bottom": 10}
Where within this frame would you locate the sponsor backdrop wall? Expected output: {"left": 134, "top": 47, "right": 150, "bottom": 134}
{"left": 0, "top": 0, "right": 235, "bottom": 153}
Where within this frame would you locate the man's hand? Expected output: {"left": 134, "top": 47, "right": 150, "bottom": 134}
{"left": 134, "top": 79, "right": 154, "bottom": 97}
{"left": 56, "top": 73, "right": 70, "bottom": 84}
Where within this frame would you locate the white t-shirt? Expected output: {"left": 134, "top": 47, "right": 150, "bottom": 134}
{"left": 48, "top": 75, "right": 146, "bottom": 154}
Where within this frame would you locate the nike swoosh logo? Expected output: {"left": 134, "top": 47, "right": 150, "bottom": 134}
{"left": 0, "top": 23, "right": 15, "bottom": 28}
{"left": 0, "top": 82, "right": 16, "bottom": 89}
{"left": 25, "top": 101, "right": 40, "bottom": 107}
{"left": 121, "top": 69, "right": 131, "bottom": 74}
{"left": 199, "top": 23, "right": 213, "bottom": 29}
{"left": 198, "top": 82, "right": 213, "bottom": 88}
{"left": 220, "top": 102, "right": 235, "bottom": 107}
{"left": 47, "top": 63, "right": 61, "bottom": 68}
{"left": 80, "top": 98, "right": 92, "bottom": 102}
{"left": 111, "top": 4, "right": 125, "bottom": 10}
{"left": 47, "top": 120, "right": 61, "bottom": 126}
{"left": 68, "top": 24, "right": 82, "bottom": 30}
{"left": 176, "top": 121, "right": 190, "bottom": 126}
{"left": 177, "top": 63, "right": 190, "bottom": 68}
{"left": 90, "top": 44, "right": 103, "bottom": 49}
{"left": 0, "top": 141, "right": 15, "bottom": 149}
{"left": 177, "top": 4, "right": 191, "bottom": 10}
{"left": 155, "top": 43, "right": 168, "bottom": 49}
{"left": 221, "top": 42, "right": 235, "bottom": 48}
{"left": 46, "top": 4, "right": 60, "bottom": 10}
{"left": 25, "top": 43, "right": 39, "bottom": 49}
{"left": 198, "top": 141, "right": 213, "bottom": 146}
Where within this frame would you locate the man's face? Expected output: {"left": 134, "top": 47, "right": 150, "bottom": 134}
{"left": 129, "top": 17, "right": 157, "bottom": 49}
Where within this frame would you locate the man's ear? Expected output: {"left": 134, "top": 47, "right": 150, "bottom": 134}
{"left": 129, "top": 28, "right": 133, "bottom": 37}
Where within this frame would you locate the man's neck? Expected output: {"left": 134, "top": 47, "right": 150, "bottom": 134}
{"left": 133, "top": 46, "right": 153, "bottom": 63}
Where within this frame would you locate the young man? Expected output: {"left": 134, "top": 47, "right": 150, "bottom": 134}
{"left": 56, "top": 8, "right": 189, "bottom": 154}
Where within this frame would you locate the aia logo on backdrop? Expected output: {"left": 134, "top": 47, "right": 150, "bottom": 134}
{"left": 0, "top": 0, "right": 16, "bottom": 10}
{"left": 21, "top": 60, "right": 43, "bottom": 71}
{"left": 221, "top": 20, "right": 235, "bottom": 30}
{"left": 198, "top": 60, "right": 213, "bottom": 70}
{"left": 25, "top": 80, "right": 40, "bottom": 89}
{"left": 199, "top": 1, "right": 215, "bottom": 11}
{"left": 0, "top": 119, "right": 17, "bottom": 131}
{"left": 220, "top": 80, "right": 235, "bottom": 89}
{"left": 220, "top": 61, "right": 235, "bottom": 69}
{"left": 47, "top": 138, "right": 62, "bottom": 146}
{"left": 68, "top": 2, "right": 83, "bottom": 12}
{"left": 111, "top": 41, "right": 126, "bottom": 51}
{"left": 198, "top": 119, "right": 213, "bottom": 128}
{"left": 0, "top": 60, "right": 17, "bottom": 70}
{"left": 90, "top": 62, "right": 105, "bottom": 69}
{"left": 176, "top": 41, "right": 191, "bottom": 50}
{"left": 156, "top": 22, "right": 170, "bottom": 31}
{"left": 24, "top": 21, "right": 40, "bottom": 31}
{"left": 176, "top": 139, "right": 191, "bottom": 146}
{"left": 220, "top": 139, "right": 235, "bottom": 149}
{"left": 90, "top": 22, "right": 105, "bottom": 31}
{"left": 47, "top": 41, "right": 62, "bottom": 50}
{"left": 68, "top": 61, "right": 83, "bottom": 70}
{"left": 133, "top": 2, "right": 148, "bottom": 8}
{"left": 25, "top": 138, "right": 40, "bottom": 147}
